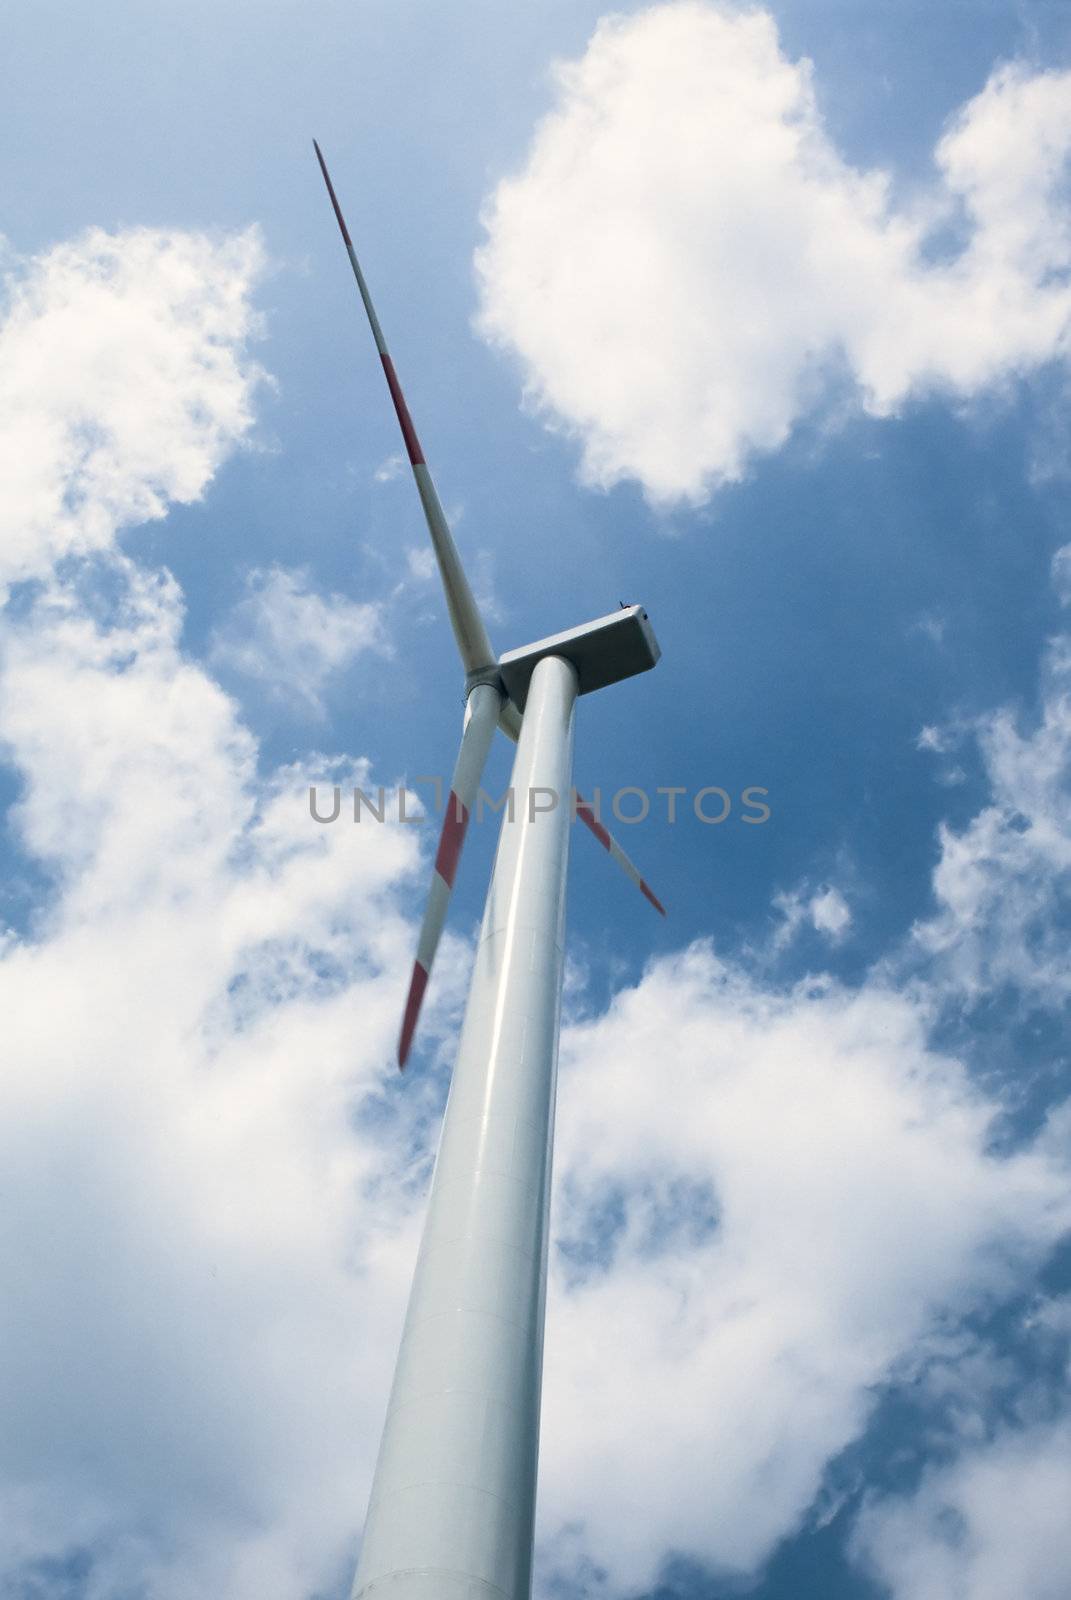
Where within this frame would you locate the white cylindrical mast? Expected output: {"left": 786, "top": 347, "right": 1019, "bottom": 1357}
{"left": 353, "top": 653, "right": 579, "bottom": 1600}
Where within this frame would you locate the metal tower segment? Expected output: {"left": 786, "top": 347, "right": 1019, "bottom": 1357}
{"left": 353, "top": 654, "right": 579, "bottom": 1600}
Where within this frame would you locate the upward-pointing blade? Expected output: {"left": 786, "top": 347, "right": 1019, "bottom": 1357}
{"left": 398, "top": 681, "right": 503, "bottom": 1068}
{"left": 313, "top": 140, "right": 497, "bottom": 680}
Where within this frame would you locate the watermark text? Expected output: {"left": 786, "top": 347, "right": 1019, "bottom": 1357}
{"left": 308, "top": 782, "right": 771, "bottom": 826}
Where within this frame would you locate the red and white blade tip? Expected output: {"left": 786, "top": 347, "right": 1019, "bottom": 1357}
{"left": 575, "top": 792, "right": 666, "bottom": 916}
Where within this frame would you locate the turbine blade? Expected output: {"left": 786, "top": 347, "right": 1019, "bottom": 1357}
{"left": 398, "top": 682, "right": 503, "bottom": 1068}
{"left": 313, "top": 140, "right": 496, "bottom": 679}
{"left": 574, "top": 791, "right": 666, "bottom": 916}
{"left": 499, "top": 699, "right": 523, "bottom": 743}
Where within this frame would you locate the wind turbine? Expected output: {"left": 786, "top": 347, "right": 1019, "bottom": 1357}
{"left": 314, "top": 140, "right": 664, "bottom": 1600}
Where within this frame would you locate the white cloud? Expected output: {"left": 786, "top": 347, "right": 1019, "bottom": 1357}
{"left": 917, "top": 722, "right": 969, "bottom": 786}
{"left": 851, "top": 1411, "right": 1071, "bottom": 1600}
{"left": 209, "top": 564, "right": 387, "bottom": 713}
{"left": 0, "top": 561, "right": 434, "bottom": 1598}
{"left": 1052, "top": 542, "right": 1071, "bottom": 606}
{"left": 4, "top": 211, "right": 1071, "bottom": 1600}
{"left": 918, "top": 723, "right": 956, "bottom": 754}
{"left": 1029, "top": 376, "right": 1071, "bottom": 485}
{"left": 539, "top": 946, "right": 1070, "bottom": 1592}
{"left": 910, "top": 635, "right": 1071, "bottom": 1006}
{"left": 0, "top": 225, "right": 265, "bottom": 589}
{"left": 810, "top": 884, "right": 852, "bottom": 939}
{"left": 0, "top": 224, "right": 430, "bottom": 1599}
{"left": 405, "top": 546, "right": 437, "bottom": 582}
{"left": 0, "top": 567, "right": 429, "bottom": 1600}
{"left": 773, "top": 881, "right": 853, "bottom": 948}
{"left": 476, "top": 3, "right": 1071, "bottom": 504}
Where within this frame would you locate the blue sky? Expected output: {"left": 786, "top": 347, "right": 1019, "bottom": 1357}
{"left": 3, "top": 2, "right": 1071, "bottom": 1597}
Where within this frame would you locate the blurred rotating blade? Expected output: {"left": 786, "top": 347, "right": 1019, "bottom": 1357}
{"left": 398, "top": 683, "right": 503, "bottom": 1068}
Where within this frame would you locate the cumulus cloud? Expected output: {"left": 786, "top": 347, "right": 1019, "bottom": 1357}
{"left": 911, "top": 634, "right": 1071, "bottom": 1007}
{"left": 209, "top": 564, "right": 388, "bottom": 713}
{"left": 0, "top": 567, "right": 427, "bottom": 1599}
{"left": 4, "top": 212, "right": 1071, "bottom": 1600}
{"left": 811, "top": 885, "right": 852, "bottom": 939}
{"left": 476, "top": 2, "right": 1071, "bottom": 503}
{"left": 0, "top": 224, "right": 429, "bottom": 1599}
{"left": 772, "top": 880, "right": 853, "bottom": 949}
{"left": 851, "top": 1410, "right": 1071, "bottom": 1600}
{"left": 0, "top": 225, "right": 265, "bottom": 588}
{"left": 538, "top": 948, "right": 1070, "bottom": 1592}
{"left": 918, "top": 723, "right": 956, "bottom": 754}
{"left": 535, "top": 581, "right": 1071, "bottom": 1590}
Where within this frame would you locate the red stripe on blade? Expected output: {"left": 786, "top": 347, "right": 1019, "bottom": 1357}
{"left": 641, "top": 880, "right": 667, "bottom": 917}
{"left": 398, "top": 961, "right": 429, "bottom": 1069}
{"left": 434, "top": 794, "right": 469, "bottom": 888}
{"left": 312, "top": 140, "right": 354, "bottom": 249}
{"left": 576, "top": 797, "right": 611, "bottom": 851}
{"left": 381, "top": 354, "right": 425, "bottom": 466}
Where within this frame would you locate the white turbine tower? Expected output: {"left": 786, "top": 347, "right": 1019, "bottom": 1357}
{"left": 315, "top": 141, "right": 665, "bottom": 1600}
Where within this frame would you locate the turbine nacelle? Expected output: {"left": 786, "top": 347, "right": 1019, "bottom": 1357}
{"left": 497, "top": 604, "right": 660, "bottom": 713}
